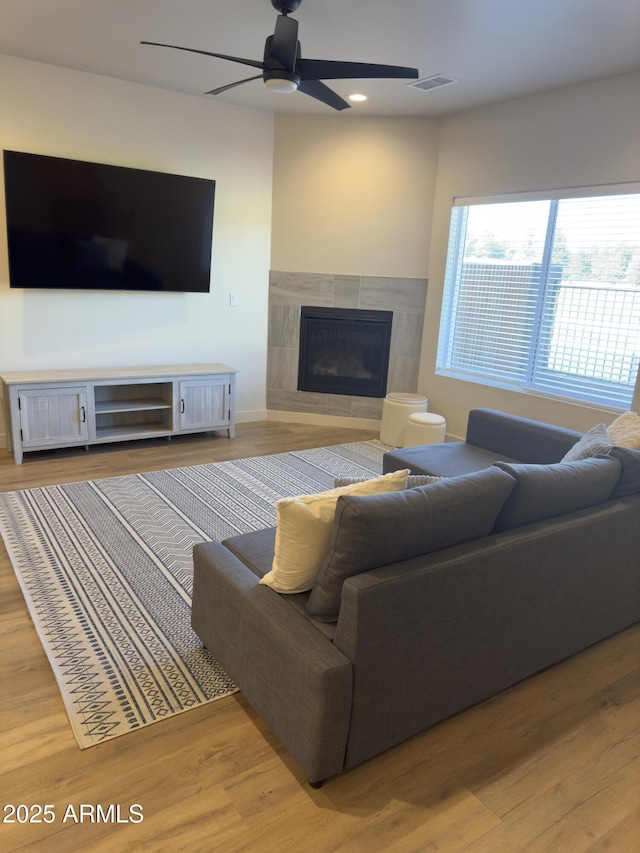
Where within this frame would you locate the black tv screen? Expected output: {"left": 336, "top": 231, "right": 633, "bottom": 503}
{"left": 3, "top": 150, "right": 215, "bottom": 293}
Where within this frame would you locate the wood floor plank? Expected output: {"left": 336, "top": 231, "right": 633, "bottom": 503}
{"left": 466, "top": 667, "right": 640, "bottom": 818}
{"left": 584, "top": 805, "right": 640, "bottom": 852}
{"left": 470, "top": 748, "right": 640, "bottom": 853}
{"left": 1, "top": 423, "right": 639, "bottom": 852}
{"left": 480, "top": 626, "right": 640, "bottom": 738}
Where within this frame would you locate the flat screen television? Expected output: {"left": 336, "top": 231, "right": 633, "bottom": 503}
{"left": 3, "top": 150, "right": 216, "bottom": 293}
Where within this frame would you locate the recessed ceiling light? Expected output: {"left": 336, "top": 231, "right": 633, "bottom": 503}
{"left": 349, "top": 93, "right": 367, "bottom": 102}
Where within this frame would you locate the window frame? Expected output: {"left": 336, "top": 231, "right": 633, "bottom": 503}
{"left": 436, "top": 183, "right": 640, "bottom": 411}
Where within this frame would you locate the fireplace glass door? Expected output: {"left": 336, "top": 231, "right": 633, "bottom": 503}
{"left": 297, "top": 307, "right": 392, "bottom": 397}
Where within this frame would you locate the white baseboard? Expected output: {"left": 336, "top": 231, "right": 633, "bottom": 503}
{"left": 235, "top": 409, "right": 268, "bottom": 423}
{"left": 267, "top": 410, "right": 382, "bottom": 431}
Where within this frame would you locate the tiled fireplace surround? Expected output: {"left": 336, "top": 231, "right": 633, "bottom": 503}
{"left": 267, "top": 271, "right": 428, "bottom": 423}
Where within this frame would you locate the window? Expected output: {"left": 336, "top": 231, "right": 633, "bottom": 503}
{"left": 437, "top": 188, "right": 640, "bottom": 408}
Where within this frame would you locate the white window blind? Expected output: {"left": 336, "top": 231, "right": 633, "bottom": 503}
{"left": 437, "top": 189, "right": 640, "bottom": 408}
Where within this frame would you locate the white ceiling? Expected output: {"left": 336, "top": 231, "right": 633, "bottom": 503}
{"left": 2, "top": 0, "right": 640, "bottom": 117}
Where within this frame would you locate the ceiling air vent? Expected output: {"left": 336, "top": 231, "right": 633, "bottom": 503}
{"left": 407, "top": 74, "right": 458, "bottom": 92}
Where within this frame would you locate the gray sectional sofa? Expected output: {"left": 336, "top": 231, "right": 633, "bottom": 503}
{"left": 191, "top": 409, "right": 640, "bottom": 787}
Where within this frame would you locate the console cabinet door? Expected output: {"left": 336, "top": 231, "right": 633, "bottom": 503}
{"left": 18, "top": 387, "right": 89, "bottom": 449}
{"left": 178, "top": 377, "right": 230, "bottom": 431}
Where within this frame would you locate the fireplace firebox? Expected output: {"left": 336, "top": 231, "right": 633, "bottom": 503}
{"left": 297, "top": 306, "right": 393, "bottom": 398}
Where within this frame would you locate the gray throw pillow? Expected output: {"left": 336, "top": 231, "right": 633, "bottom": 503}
{"left": 561, "top": 423, "right": 612, "bottom": 461}
{"left": 493, "top": 456, "right": 621, "bottom": 532}
{"left": 307, "top": 467, "right": 516, "bottom": 622}
{"left": 334, "top": 474, "right": 445, "bottom": 489}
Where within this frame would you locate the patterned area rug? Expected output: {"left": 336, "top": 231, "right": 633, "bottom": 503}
{"left": 0, "top": 441, "right": 385, "bottom": 748}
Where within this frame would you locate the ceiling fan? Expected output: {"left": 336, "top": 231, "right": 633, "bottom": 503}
{"left": 142, "top": 0, "right": 419, "bottom": 111}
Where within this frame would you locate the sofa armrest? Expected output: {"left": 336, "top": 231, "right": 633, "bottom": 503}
{"left": 191, "top": 541, "right": 353, "bottom": 785}
{"left": 465, "top": 408, "right": 582, "bottom": 462}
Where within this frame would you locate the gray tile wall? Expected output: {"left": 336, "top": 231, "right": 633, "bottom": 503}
{"left": 267, "top": 271, "right": 427, "bottom": 421}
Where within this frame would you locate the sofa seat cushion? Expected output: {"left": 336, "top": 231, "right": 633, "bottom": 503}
{"left": 306, "top": 467, "right": 516, "bottom": 622}
{"left": 223, "top": 526, "right": 277, "bottom": 579}
{"left": 493, "top": 456, "right": 621, "bottom": 532}
{"left": 221, "top": 527, "right": 336, "bottom": 639}
{"left": 383, "top": 442, "right": 521, "bottom": 478}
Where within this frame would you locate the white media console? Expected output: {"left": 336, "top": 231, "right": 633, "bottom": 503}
{"left": 1, "top": 364, "right": 237, "bottom": 465}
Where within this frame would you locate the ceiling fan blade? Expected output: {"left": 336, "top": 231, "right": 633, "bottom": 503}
{"left": 141, "top": 41, "right": 264, "bottom": 71}
{"left": 206, "top": 74, "right": 264, "bottom": 96}
{"left": 297, "top": 79, "right": 350, "bottom": 111}
{"left": 298, "top": 58, "right": 419, "bottom": 81}
{"left": 269, "top": 14, "right": 299, "bottom": 68}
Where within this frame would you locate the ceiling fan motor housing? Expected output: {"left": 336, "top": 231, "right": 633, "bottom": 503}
{"left": 271, "top": 0, "right": 302, "bottom": 15}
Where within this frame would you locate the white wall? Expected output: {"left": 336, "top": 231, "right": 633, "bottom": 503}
{"left": 423, "top": 72, "right": 640, "bottom": 437}
{"left": 0, "top": 55, "right": 274, "bottom": 444}
{"left": 271, "top": 115, "right": 441, "bottom": 277}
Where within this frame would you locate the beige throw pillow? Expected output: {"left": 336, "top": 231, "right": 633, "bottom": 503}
{"left": 259, "top": 469, "right": 409, "bottom": 594}
{"left": 607, "top": 410, "right": 640, "bottom": 449}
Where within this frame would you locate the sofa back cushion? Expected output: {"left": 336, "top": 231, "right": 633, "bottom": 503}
{"left": 609, "top": 446, "right": 640, "bottom": 498}
{"left": 465, "top": 408, "right": 582, "bottom": 462}
{"left": 493, "top": 456, "right": 621, "bottom": 532}
{"left": 306, "top": 467, "right": 516, "bottom": 622}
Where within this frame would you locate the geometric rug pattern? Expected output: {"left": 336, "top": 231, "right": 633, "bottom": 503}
{"left": 0, "top": 441, "right": 385, "bottom": 748}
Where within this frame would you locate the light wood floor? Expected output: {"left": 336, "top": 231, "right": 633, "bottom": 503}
{"left": 1, "top": 422, "right": 639, "bottom": 853}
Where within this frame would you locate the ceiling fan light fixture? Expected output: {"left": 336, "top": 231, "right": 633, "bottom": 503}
{"left": 349, "top": 93, "right": 367, "bottom": 102}
{"left": 265, "top": 77, "right": 299, "bottom": 93}
{"left": 264, "top": 69, "right": 301, "bottom": 93}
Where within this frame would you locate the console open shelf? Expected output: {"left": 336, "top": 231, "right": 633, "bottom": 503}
{"left": 94, "top": 399, "right": 174, "bottom": 414}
